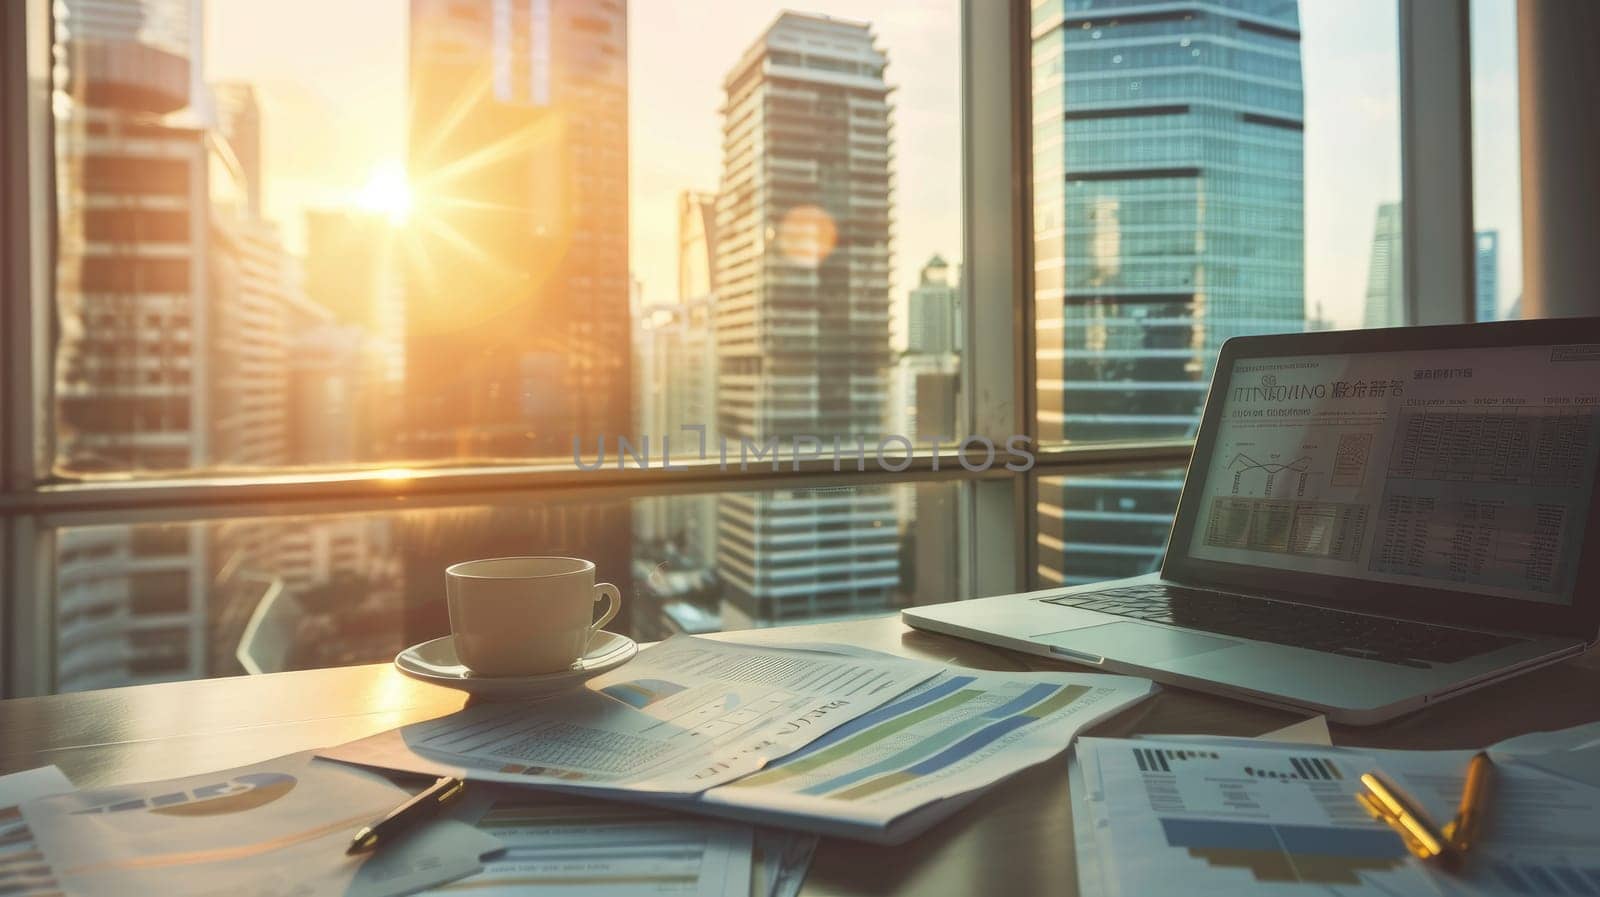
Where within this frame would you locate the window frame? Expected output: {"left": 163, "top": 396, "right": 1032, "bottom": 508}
{"left": 0, "top": 0, "right": 1490, "bottom": 696}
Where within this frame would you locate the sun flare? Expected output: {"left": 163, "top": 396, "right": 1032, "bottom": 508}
{"left": 357, "top": 160, "right": 414, "bottom": 223}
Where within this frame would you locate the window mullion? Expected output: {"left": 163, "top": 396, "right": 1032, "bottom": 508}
{"left": 1516, "top": 0, "right": 1600, "bottom": 319}
{"left": 1, "top": 0, "right": 54, "bottom": 495}
{"left": 960, "top": 0, "right": 1031, "bottom": 598}
{"left": 1399, "top": 0, "right": 1475, "bottom": 326}
{"left": 4, "top": 517, "right": 55, "bottom": 697}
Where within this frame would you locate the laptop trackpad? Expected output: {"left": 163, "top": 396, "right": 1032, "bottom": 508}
{"left": 1036, "top": 622, "right": 1240, "bottom": 664}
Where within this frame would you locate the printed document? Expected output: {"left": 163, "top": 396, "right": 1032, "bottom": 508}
{"left": 20, "top": 751, "right": 503, "bottom": 897}
{"left": 701, "top": 665, "right": 1155, "bottom": 841}
{"left": 751, "top": 825, "right": 818, "bottom": 897}
{"left": 0, "top": 766, "right": 74, "bottom": 897}
{"left": 423, "top": 791, "right": 754, "bottom": 897}
{"left": 1075, "top": 735, "right": 1600, "bottom": 897}
{"left": 322, "top": 636, "right": 939, "bottom": 795}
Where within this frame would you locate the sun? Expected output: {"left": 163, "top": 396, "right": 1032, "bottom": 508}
{"left": 357, "top": 160, "right": 413, "bottom": 223}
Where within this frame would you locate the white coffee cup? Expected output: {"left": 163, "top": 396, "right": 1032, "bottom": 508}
{"left": 444, "top": 556, "right": 621, "bottom": 677}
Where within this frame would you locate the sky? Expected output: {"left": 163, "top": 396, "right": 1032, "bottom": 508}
{"left": 204, "top": 0, "right": 1521, "bottom": 331}
{"left": 1469, "top": 0, "right": 1523, "bottom": 315}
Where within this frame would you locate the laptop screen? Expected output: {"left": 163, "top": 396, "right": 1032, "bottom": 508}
{"left": 1185, "top": 344, "right": 1600, "bottom": 605}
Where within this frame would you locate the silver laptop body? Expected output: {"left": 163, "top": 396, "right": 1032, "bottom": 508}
{"left": 905, "top": 321, "right": 1600, "bottom": 725}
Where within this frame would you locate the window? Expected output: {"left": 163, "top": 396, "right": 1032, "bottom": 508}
{"left": 50, "top": 0, "right": 962, "bottom": 477}
{"left": 1029, "top": 0, "right": 1402, "bottom": 585}
{"left": 1034, "top": 468, "right": 1184, "bottom": 588}
{"left": 51, "top": 481, "right": 961, "bottom": 692}
{"left": 2, "top": 0, "right": 1561, "bottom": 697}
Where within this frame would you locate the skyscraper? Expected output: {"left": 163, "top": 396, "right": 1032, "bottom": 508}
{"left": 896, "top": 256, "right": 962, "bottom": 605}
{"left": 210, "top": 82, "right": 263, "bottom": 218}
{"left": 679, "top": 190, "right": 718, "bottom": 301}
{"left": 894, "top": 254, "right": 961, "bottom": 442}
{"left": 635, "top": 189, "right": 721, "bottom": 569}
{"left": 51, "top": 0, "right": 209, "bottom": 690}
{"left": 713, "top": 13, "right": 900, "bottom": 626}
{"left": 634, "top": 298, "right": 718, "bottom": 561}
{"left": 55, "top": 0, "right": 205, "bottom": 475}
{"left": 907, "top": 254, "right": 959, "bottom": 356}
{"left": 400, "top": 0, "right": 634, "bottom": 644}
{"left": 633, "top": 190, "right": 722, "bottom": 638}
{"left": 1475, "top": 229, "right": 1500, "bottom": 322}
{"left": 1363, "top": 201, "right": 1404, "bottom": 328}
{"left": 405, "top": 0, "right": 630, "bottom": 460}
{"left": 1031, "top": 1, "right": 1306, "bottom": 585}
{"left": 51, "top": 0, "right": 332, "bottom": 689}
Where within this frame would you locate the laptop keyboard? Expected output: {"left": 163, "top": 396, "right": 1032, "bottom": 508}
{"left": 1041, "top": 584, "right": 1520, "bottom": 668}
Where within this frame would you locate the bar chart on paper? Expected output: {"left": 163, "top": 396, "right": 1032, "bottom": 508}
{"left": 701, "top": 669, "right": 1155, "bottom": 839}
{"left": 424, "top": 797, "right": 753, "bottom": 897}
{"left": 1484, "top": 859, "right": 1600, "bottom": 895}
{"left": 728, "top": 677, "right": 1089, "bottom": 801}
{"left": 1158, "top": 818, "right": 1407, "bottom": 885}
{"left": 1079, "top": 736, "right": 1600, "bottom": 897}
{"left": 1076, "top": 738, "right": 1437, "bottom": 897}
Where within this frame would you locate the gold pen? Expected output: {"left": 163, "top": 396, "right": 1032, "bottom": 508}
{"left": 347, "top": 776, "right": 467, "bottom": 856}
{"left": 1443, "top": 751, "right": 1495, "bottom": 853}
{"left": 1357, "top": 771, "right": 1455, "bottom": 864}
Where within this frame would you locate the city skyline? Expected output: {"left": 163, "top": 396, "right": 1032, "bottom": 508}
{"left": 47, "top": 0, "right": 945, "bottom": 692}
{"left": 202, "top": 0, "right": 962, "bottom": 330}
{"left": 42, "top": 0, "right": 1532, "bottom": 694}
{"left": 196, "top": 0, "right": 1525, "bottom": 333}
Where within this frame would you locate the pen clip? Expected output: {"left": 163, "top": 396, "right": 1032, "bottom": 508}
{"left": 435, "top": 778, "right": 466, "bottom": 804}
{"left": 1357, "top": 773, "right": 1453, "bottom": 863}
{"left": 1356, "top": 791, "right": 1436, "bottom": 862}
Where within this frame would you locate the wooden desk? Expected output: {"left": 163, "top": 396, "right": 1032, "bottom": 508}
{"left": 3, "top": 616, "right": 1598, "bottom": 896}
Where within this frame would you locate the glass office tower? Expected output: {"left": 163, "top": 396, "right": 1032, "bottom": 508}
{"left": 1032, "top": 0, "right": 1306, "bottom": 584}
{"left": 1363, "top": 201, "right": 1403, "bottom": 328}
{"left": 405, "top": 0, "right": 630, "bottom": 460}
{"left": 713, "top": 14, "right": 901, "bottom": 626}
{"left": 1474, "top": 229, "right": 1500, "bottom": 322}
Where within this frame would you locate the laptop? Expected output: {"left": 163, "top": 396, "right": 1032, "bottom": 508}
{"left": 905, "top": 318, "right": 1600, "bottom": 724}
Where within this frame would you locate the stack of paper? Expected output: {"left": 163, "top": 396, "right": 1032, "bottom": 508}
{"left": 2, "top": 753, "right": 503, "bottom": 897}
{"left": 426, "top": 789, "right": 817, "bottom": 897}
{"left": 1072, "top": 728, "right": 1600, "bottom": 897}
{"left": 693, "top": 662, "right": 1155, "bottom": 842}
{"left": 3, "top": 759, "right": 821, "bottom": 897}
{"left": 324, "top": 636, "right": 941, "bottom": 795}
{"left": 3, "top": 637, "right": 1155, "bottom": 895}
{"left": 323, "top": 636, "right": 1158, "bottom": 843}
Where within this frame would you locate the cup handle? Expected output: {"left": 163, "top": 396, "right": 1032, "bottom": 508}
{"left": 591, "top": 582, "right": 621, "bottom": 633}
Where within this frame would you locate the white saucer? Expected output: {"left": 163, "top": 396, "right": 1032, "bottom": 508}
{"left": 395, "top": 631, "right": 637, "bottom": 700}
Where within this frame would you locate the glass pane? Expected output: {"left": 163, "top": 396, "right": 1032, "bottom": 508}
{"left": 1033, "top": 468, "right": 1184, "bottom": 587}
{"left": 51, "top": 480, "right": 961, "bottom": 693}
{"left": 1029, "top": 0, "right": 1404, "bottom": 448}
{"left": 1470, "top": 0, "right": 1521, "bottom": 321}
{"left": 49, "top": 1, "right": 962, "bottom": 476}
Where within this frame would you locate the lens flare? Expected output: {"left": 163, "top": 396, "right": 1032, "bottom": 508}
{"left": 775, "top": 204, "right": 838, "bottom": 267}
